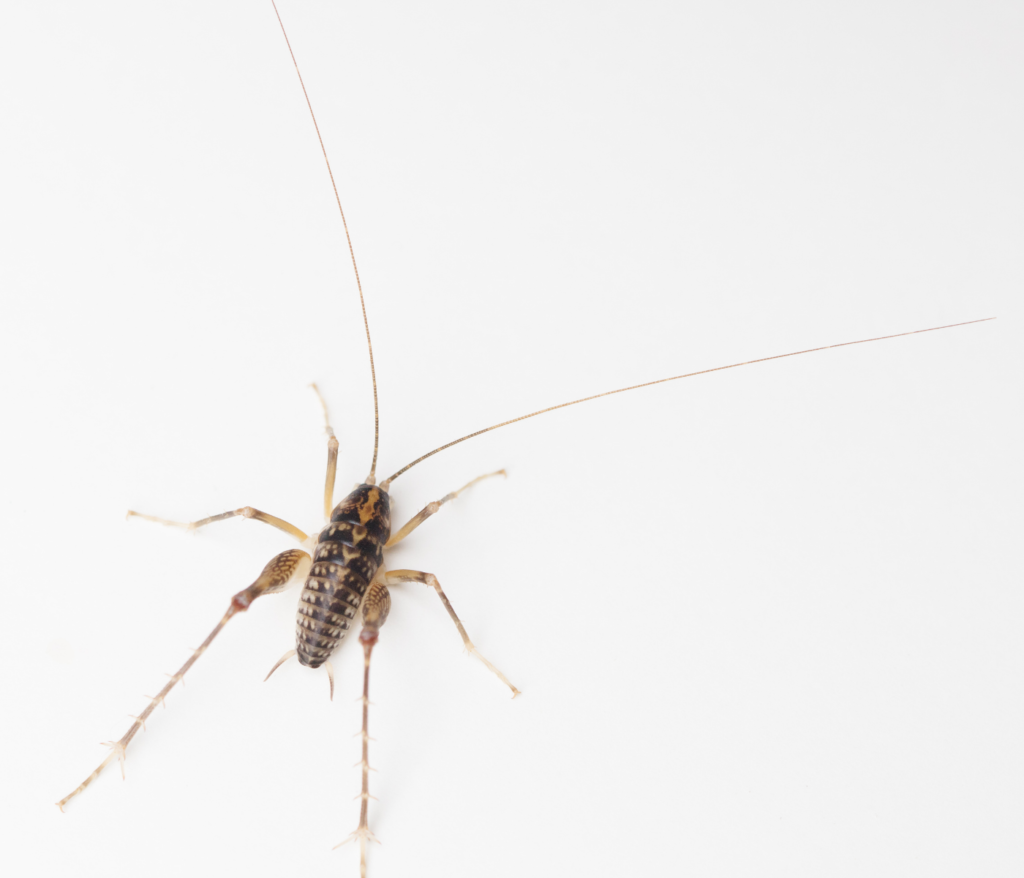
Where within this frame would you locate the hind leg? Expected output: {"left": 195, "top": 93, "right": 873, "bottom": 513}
{"left": 57, "top": 549, "right": 311, "bottom": 810}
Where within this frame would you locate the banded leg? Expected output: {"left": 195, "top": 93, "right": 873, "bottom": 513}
{"left": 56, "top": 549, "right": 312, "bottom": 811}
{"left": 310, "top": 382, "right": 339, "bottom": 519}
{"left": 127, "top": 506, "right": 308, "bottom": 543}
{"left": 337, "top": 578, "right": 391, "bottom": 877}
{"left": 384, "top": 469, "right": 506, "bottom": 548}
{"left": 385, "top": 569, "right": 519, "bottom": 697}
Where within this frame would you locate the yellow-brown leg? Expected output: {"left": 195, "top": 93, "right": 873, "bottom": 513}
{"left": 127, "top": 384, "right": 337, "bottom": 540}
{"left": 385, "top": 569, "right": 519, "bottom": 697}
{"left": 56, "top": 549, "right": 311, "bottom": 811}
{"left": 384, "top": 469, "right": 506, "bottom": 548}
{"left": 127, "top": 506, "right": 308, "bottom": 543}
{"left": 310, "top": 383, "right": 339, "bottom": 519}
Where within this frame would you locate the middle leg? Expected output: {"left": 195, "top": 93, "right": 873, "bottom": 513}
{"left": 127, "top": 384, "right": 339, "bottom": 542}
{"left": 127, "top": 506, "right": 308, "bottom": 543}
{"left": 385, "top": 568, "right": 519, "bottom": 697}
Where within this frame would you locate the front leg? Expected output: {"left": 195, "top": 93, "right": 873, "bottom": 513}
{"left": 310, "top": 382, "right": 339, "bottom": 519}
{"left": 385, "top": 469, "right": 505, "bottom": 547}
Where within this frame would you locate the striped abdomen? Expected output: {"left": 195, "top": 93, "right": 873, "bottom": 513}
{"left": 295, "top": 484, "right": 391, "bottom": 668}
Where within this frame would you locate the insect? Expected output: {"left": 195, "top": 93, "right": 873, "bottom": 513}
{"left": 25, "top": 2, "right": 1012, "bottom": 877}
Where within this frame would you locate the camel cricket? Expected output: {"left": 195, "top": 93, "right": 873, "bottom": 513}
{"left": 56, "top": 3, "right": 993, "bottom": 876}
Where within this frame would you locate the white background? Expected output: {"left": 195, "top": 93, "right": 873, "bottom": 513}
{"left": 2, "top": 1, "right": 1022, "bottom": 876}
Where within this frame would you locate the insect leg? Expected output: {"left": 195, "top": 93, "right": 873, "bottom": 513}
{"left": 126, "top": 384, "right": 337, "bottom": 540}
{"left": 310, "top": 382, "right": 339, "bottom": 518}
{"left": 127, "top": 506, "right": 308, "bottom": 542}
{"left": 384, "top": 469, "right": 506, "bottom": 548}
{"left": 337, "top": 578, "right": 390, "bottom": 877}
{"left": 385, "top": 569, "right": 519, "bottom": 697}
{"left": 56, "top": 549, "right": 311, "bottom": 811}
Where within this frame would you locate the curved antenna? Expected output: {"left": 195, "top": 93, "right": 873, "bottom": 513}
{"left": 271, "top": 0, "right": 380, "bottom": 483}
{"left": 382, "top": 318, "right": 994, "bottom": 487}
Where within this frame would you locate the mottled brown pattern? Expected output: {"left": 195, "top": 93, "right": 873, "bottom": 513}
{"left": 233, "top": 549, "right": 310, "bottom": 610}
{"left": 295, "top": 484, "right": 390, "bottom": 668}
{"left": 361, "top": 580, "right": 391, "bottom": 632}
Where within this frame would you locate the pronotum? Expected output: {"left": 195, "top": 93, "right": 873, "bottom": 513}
{"left": 4, "top": 2, "right": 1017, "bottom": 877}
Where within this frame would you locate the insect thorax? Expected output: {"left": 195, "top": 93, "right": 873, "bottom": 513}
{"left": 295, "top": 484, "right": 392, "bottom": 667}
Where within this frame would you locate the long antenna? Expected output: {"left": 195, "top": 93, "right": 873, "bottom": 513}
{"left": 271, "top": 0, "right": 380, "bottom": 483}
{"left": 382, "top": 318, "right": 994, "bottom": 486}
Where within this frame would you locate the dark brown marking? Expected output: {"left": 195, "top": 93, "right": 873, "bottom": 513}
{"left": 295, "top": 484, "right": 391, "bottom": 668}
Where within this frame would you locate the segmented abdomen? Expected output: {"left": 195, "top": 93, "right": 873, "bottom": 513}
{"left": 295, "top": 484, "right": 391, "bottom": 668}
